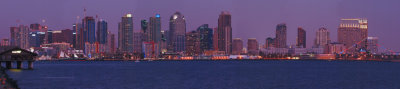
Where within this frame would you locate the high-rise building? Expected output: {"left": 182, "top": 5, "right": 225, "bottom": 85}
{"left": 10, "top": 25, "right": 30, "bottom": 49}
{"left": 296, "top": 27, "right": 306, "bottom": 48}
{"left": 367, "top": 37, "right": 378, "bottom": 54}
{"left": 232, "top": 38, "right": 243, "bottom": 55}
{"left": 197, "top": 24, "right": 213, "bottom": 52}
{"left": 275, "top": 23, "right": 287, "bottom": 48}
{"left": 265, "top": 37, "right": 275, "bottom": 48}
{"left": 217, "top": 11, "right": 232, "bottom": 54}
{"left": 47, "top": 30, "right": 53, "bottom": 43}
{"left": 213, "top": 27, "right": 218, "bottom": 50}
{"left": 107, "top": 32, "right": 116, "bottom": 53}
{"left": 141, "top": 20, "right": 149, "bottom": 41}
{"left": 97, "top": 19, "right": 108, "bottom": 44}
{"left": 30, "top": 23, "right": 48, "bottom": 44}
{"left": 247, "top": 38, "right": 259, "bottom": 55}
{"left": 160, "top": 30, "right": 168, "bottom": 53}
{"left": 1, "top": 39, "right": 10, "bottom": 46}
{"left": 83, "top": 16, "right": 96, "bottom": 44}
{"left": 338, "top": 18, "right": 368, "bottom": 54}
{"left": 148, "top": 14, "right": 162, "bottom": 54}
{"left": 169, "top": 12, "right": 186, "bottom": 53}
{"left": 29, "top": 31, "right": 46, "bottom": 47}
{"left": 314, "top": 27, "right": 330, "bottom": 47}
{"left": 118, "top": 14, "right": 134, "bottom": 53}
{"left": 73, "top": 23, "right": 83, "bottom": 49}
{"left": 133, "top": 31, "right": 144, "bottom": 53}
{"left": 185, "top": 31, "right": 200, "bottom": 56}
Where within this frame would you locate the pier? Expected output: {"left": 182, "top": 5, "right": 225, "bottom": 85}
{"left": 0, "top": 47, "right": 37, "bottom": 69}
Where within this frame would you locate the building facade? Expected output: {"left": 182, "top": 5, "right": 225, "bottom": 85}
{"left": 118, "top": 14, "right": 134, "bottom": 53}
{"left": 315, "top": 27, "right": 330, "bottom": 48}
{"left": 169, "top": 12, "right": 186, "bottom": 53}
{"left": 275, "top": 23, "right": 287, "bottom": 48}
{"left": 185, "top": 31, "right": 200, "bottom": 56}
{"left": 338, "top": 18, "right": 368, "bottom": 54}
{"left": 232, "top": 38, "right": 243, "bottom": 55}
{"left": 217, "top": 11, "right": 232, "bottom": 54}
{"left": 296, "top": 27, "right": 306, "bottom": 48}
{"left": 10, "top": 25, "right": 30, "bottom": 49}
{"left": 197, "top": 24, "right": 213, "bottom": 52}
{"left": 97, "top": 20, "right": 108, "bottom": 44}
{"left": 367, "top": 37, "right": 378, "bottom": 54}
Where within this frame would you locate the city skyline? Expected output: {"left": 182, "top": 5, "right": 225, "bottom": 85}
{"left": 1, "top": 0, "right": 400, "bottom": 51}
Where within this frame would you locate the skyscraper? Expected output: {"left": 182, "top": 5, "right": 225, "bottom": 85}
{"left": 133, "top": 31, "right": 144, "bottom": 53}
{"left": 232, "top": 38, "right": 243, "bottom": 55}
{"left": 217, "top": 11, "right": 232, "bottom": 54}
{"left": 315, "top": 27, "right": 330, "bottom": 47}
{"left": 338, "top": 18, "right": 368, "bottom": 54}
{"left": 148, "top": 14, "right": 161, "bottom": 43}
{"left": 296, "top": 27, "right": 306, "bottom": 48}
{"left": 185, "top": 31, "right": 200, "bottom": 56}
{"left": 118, "top": 14, "right": 134, "bottom": 53}
{"left": 10, "top": 25, "right": 30, "bottom": 49}
{"left": 213, "top": 27, "right": 218, "bottom": 51}
{"left": 275, "top": 23, "right": 287, "bottom": 48}
{"left": 197, "top": 24, "right": 213, "bottom": 52}
{"left": 169, "top": 12, "right": 186, "bottom": 53}
{"left": 73, "top": 23, "right": 83, "bottom": 49}
{"left": 97, "top": 19, "right": 108, "bottom": 44}
{"left": 107, "top": 32, "right": 116, "bottom": 53}
{"left": 141, "top": 20, "right": 149, "bottom": 41}
{"left": 83, "top": 16, "right": 96, "bottom": 44}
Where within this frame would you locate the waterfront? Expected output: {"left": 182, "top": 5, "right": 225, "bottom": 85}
{"left": 6, "top": 60, "right": 400, "bottom": 89}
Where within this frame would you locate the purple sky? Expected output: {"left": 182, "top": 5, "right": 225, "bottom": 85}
{"left": 1, "top": 0, "right": 400, "bottom": 51}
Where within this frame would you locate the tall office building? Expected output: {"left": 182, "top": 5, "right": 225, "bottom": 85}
{"left": 197, "top": 24, "right": 213, "bottom": 52}
{"left": 367, "top": 37, "right": 378, "bottom": 54}
{"left": 275, "top": 23, "right": 287, "bottom": 48}
{"left": 29, "top": 31, "right": 46, "bottom": 47}
{"left": 133, "top": 31, "right": 144, "bottom": 53}
{"left": 83, "top": 16, "right": 96, "bottom": 44}
{"left": 97, "top": 19, "right": 108, "bottom": 44}
{"left": 118, "top": 14, "right": 134, "bottom": 53}
{"left": 169, "top": 12, "right": 186, "bottom": 53}
{"left": 148, "top": 14, "right": 162, "bottom": 54}
{"left": 213, "top": 27, "right": 218, "bottom": 51}
{"left": 296, "top": 27, "right": 306, "bottom": 48}
{"left": 338, "top": 18, "right": 368, "bottom": 54}
{"left": 107, "top": 32, "right": 116, "bottom": 53}
{"left": 10, "top": 25, "right": 30, "bottom": 49}
{"left": 185, "top": 31, "right": 200, "bottom": 56}
{"left": 232, "top": 38, "right": 243, "bottom": 55}
{"left": 30, "top": 23, "right": 48, "bottom": 44}
{"left": 141, "top": 20, "right": 149, "bottom": 41}
{"left": 314, "top": 27, "right": 330, "bottom": 47}
{"left": 217, "top": 11, "right": 233, "bottom": 54}
{"left": 73, "top": 23, "right": 83, "bottom": 49}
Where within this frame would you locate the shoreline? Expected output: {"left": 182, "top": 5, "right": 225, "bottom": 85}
{"left": 38, "top": 58, "right": 400, "bottom": 63}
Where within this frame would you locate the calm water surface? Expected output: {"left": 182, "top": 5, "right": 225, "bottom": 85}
{"left": 6, "top": 60, "right": 400, "bottom": 89}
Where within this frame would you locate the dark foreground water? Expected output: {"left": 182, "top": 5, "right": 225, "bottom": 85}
{"left": 6, "top": 60, "right": 400, "bottom": 89}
